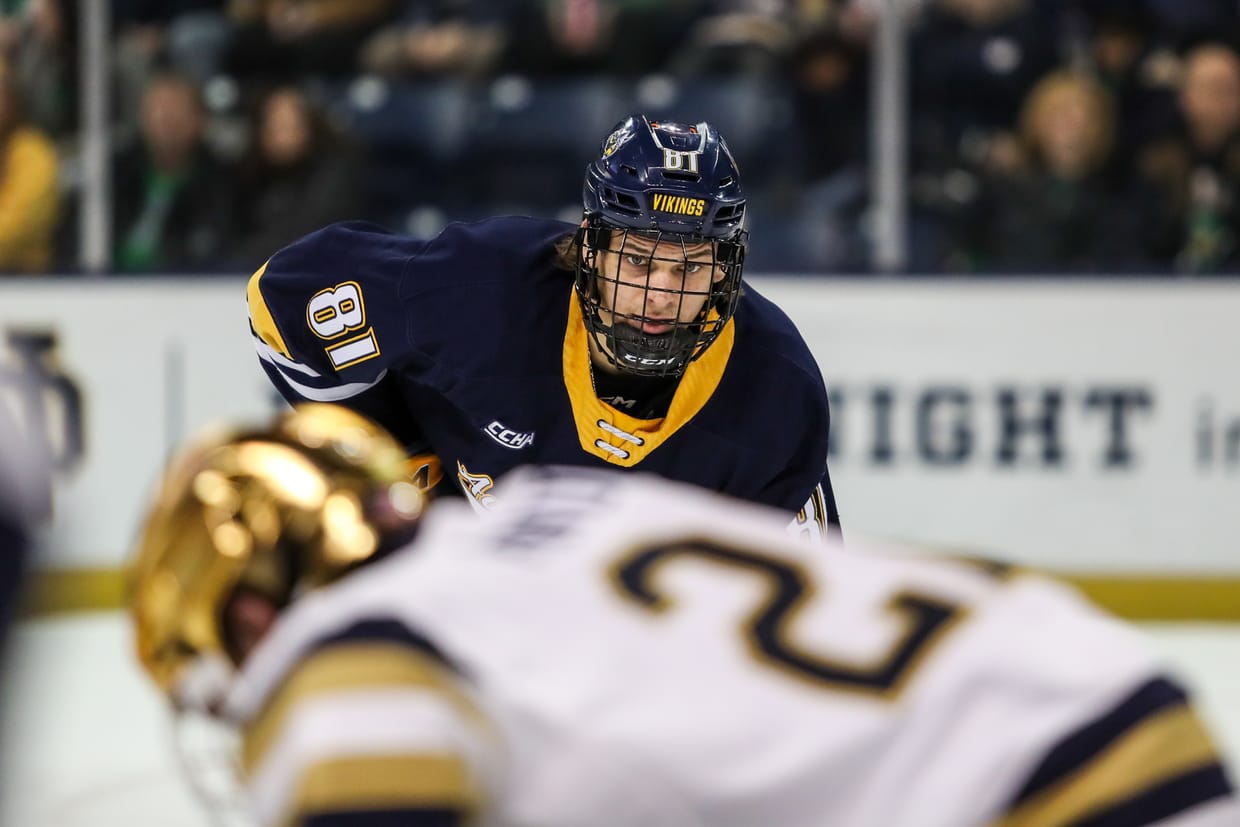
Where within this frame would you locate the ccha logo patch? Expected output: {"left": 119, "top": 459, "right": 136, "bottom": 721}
{"left": 484, "top": 420, "right": 535, "bottom": 450}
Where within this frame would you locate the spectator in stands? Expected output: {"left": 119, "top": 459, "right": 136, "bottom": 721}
{"left": 762, "top": 26, "right": 869, "bottom": 272}
{"left": 500, "top": 0, "right": 705, "bottom": 78}
{"left": 113, "top": 2, "right": 232, "bottom": 143}
{"left": 359, "top": 1, "right": 510, "bottom": 79}
{"left": 790, "top": 28, "right": 867, "bottom": 188}
{"left": 664, "top": 0, "right": 801, "bottom": 78}
{"left": 910, "top": 0, "right": 1058, "bottom": 172}
{"left": 1145, "top": 0, "right": 1240, "bottom": 51}
{"left": 111, "top": 71, "right": 235, "bottom": 273}
{"left": 0, "top": 0, "right": 75, "bottom": 140}
{"left": 225, "top": 0, "right": 399, "bottom": 81}
{"left": 903, "top": 0, "right": 1059, "bottom": 271}
{"left": 0, "top": 59, "right": 60, "bottom": 274}
{"left": 230, "top": 85, "right": 361, "bottom": 264}
{"left": 1138, "top": 42, "right": 1240, "bottom": 272}
{"left": 114, "top": 0, "right": 231, "bottom": 86}
{"left": 977, "top": 70, "right": 1162, "bottom": 272}
{"left": 1081, "top": 3, "right": 1179, "bottom": 185}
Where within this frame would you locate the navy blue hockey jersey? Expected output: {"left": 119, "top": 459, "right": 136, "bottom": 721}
{"left": 247, "top": 217, "right": 839, "bottom": 538}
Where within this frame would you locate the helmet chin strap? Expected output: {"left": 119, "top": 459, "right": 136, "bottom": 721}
{"left": 172, "top": 652, "right": 236, "bottom": 717}
{"left": 170, "top": 657, "right": 253, "bottom": 827}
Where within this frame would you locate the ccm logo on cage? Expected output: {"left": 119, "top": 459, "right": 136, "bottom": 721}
{"left": 651, "top": 194, "right": 707, "bottom": 217}
{"left": 485, "top": 420, "right": 535, "bottom": 450}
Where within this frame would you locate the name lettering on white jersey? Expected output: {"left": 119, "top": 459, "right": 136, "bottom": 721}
{"left": 483, "top": 421, "right": 535, "bottom": 450}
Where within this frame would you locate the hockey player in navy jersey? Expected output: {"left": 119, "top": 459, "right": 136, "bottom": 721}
{"left": 247, "top": 114, "right": 840, "bottom": 540}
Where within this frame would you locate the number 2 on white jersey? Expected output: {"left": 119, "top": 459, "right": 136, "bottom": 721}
{"left": 609, "top": 539, "right": 963, "bottom": 700}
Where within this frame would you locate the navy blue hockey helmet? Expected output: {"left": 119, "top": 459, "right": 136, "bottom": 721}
{"left": 575, "top": 114, "right": 747, "bottom": 378}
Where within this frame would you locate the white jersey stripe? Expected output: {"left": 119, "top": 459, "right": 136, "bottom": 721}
{"left": 252, "top": 336, "right": 320, "bottom": 378}
{"left": 254, "top": 340, "right": 387, "bottom": 401}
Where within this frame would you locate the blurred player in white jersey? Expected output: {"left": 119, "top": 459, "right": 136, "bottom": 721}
{"left": 0, "top": 390, "right": 51, "bottom": 647}
{"left": 129, "top": 404, "right": 1238, "bottom": 827}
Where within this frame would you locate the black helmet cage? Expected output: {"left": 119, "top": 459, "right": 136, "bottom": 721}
{"left": 574, "top": 222, "right": 745, "bottom": 377}
{"left": 575, "top": 115, "right": 748, "bottom": 378}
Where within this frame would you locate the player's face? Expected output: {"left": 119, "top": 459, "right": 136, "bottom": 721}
{"left": 221, "top": 588, "right": 281, "bottom": 664}
{"left": 595, "top": 232, "right": 722, "bottom": 334}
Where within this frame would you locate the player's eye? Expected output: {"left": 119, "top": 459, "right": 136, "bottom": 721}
{"left": 625, "top": 254, "right": 650, "bottom": 267}
{"left": 683, "top": 262, "right": 706, "bottom": 274}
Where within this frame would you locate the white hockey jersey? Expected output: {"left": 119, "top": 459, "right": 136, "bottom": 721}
{"left": 223, "top": 467, "right": 1238, "bottom": 827}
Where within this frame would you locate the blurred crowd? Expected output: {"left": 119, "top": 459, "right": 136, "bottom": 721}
{"left": 2, "top": 0, "right": 1240, "bottom": 275}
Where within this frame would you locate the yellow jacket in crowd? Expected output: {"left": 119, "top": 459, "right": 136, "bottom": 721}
{"left": 0, "top": 125, "right": 58, "bottom": 273}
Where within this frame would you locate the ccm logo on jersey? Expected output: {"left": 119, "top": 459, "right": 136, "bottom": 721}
{"left": 485, "top": 420, "right": 535, "bottom": 450}
{"left": 650, "top": 193, "right": 707, "bottom": 217}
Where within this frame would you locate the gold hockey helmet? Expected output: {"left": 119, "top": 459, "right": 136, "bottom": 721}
{"left": 128, "top": 403, "right": 426, "bottom": 700}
